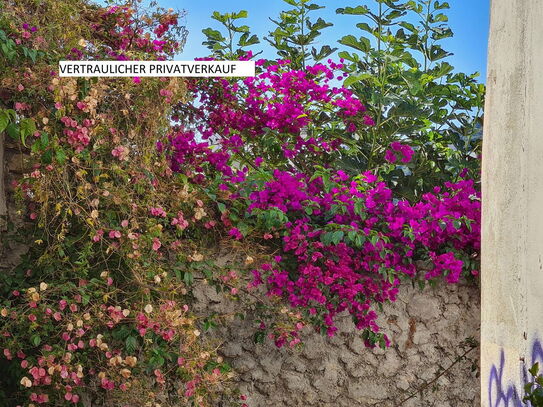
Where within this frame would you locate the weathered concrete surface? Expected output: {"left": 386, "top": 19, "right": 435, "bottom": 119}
{"left": 482, "top": 1, "right": 543, "bottom": 405}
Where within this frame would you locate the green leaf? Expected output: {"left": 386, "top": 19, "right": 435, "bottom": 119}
{"left": 344, "top": 73, "right": 373, "bottom": 87}
{"left": 336, "top": 6, "right": 369, "bottom": 15}
{"left": 399, "top": 22, "right": 417, "bottom": 33}
{"left": 6, "top": 123, "right": 19, "bottom": 140}
{"left": 0, "top": 110, "right": 10, "bottom": 133}
{"left": 306, "top": 3, "right": 324, "bottom": 11}
{"left": 321, "top": 231, "right": 333, "bottom": 246}
{"left": 434, "top": 13, "right": 448, "bottom": 23}
{"left": 202, "top": 28, "right": 226, "bottom": 42}
{"left": 238, "top": 33, "right": 260, "bottom": 47}
{"left": 55, "top": 148, "right": 67, "bottom": 165}
{"left": 125, "top": 336, "right": 138, "bottom": 354}
{"left": 211, "top": 11, "right": 228, "bottom": 23}
{"left": 232, "top": 10, "right": 248, "bottom": 19}
{"left": 183, "top": 271, "right": 194, "bottom": 285}
{"left": 31, "top": 334, "right": 41, "bottom": 347}
{"left": 338, "top": 35, "right": 371, "bottom": 53}
{"left": 40, "top": 132, "right": 49, "bottom": 147}
{"left": 388, "top": 271, "right": 395, "bottom": 284}
{"left": 428, "top": 45, "right": 452, "bottom": 62}
{"left": 203, "top": 317, "right": 217, "bottom": 331}
{"left": 41, "top": 149, "right": 53, "bottom": 164}
{"left": 356, "top": 22, "right": 373, "bottom": 33}
{"left": 355, "top": 234, "right": 366, "bottom": 248}
{"left": 530, "top": 362, "right": 540, "bottom": 377}
{"left": 331, "top": 230, "right": 344, "bottom": 245}
{"left": 19, "top": 118, "right": 37, "bottom": 147}
{"left": 434, "top": 1, "right": 450, "bottom": 10}
{"left": 149, "top": 354, "right": 165, "bottom": 368}
{"left": 253, "top": 331, "right": 266, "bottom": 344}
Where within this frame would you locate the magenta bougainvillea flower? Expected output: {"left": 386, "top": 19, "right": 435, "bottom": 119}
{"left": 385, "top": 141, "right": 415, "bottom": 164}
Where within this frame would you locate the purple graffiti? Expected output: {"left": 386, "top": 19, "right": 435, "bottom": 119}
{"left": 488, "top": 339, "right": 543, "bottom": 407}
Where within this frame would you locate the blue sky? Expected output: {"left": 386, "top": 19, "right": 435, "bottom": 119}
{"left": 161, "top": 0, "right": 490, "bottom": 82}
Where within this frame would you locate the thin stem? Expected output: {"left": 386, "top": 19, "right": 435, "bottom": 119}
{"left": 423, "top": 0, "right": 431, "bottom": 71}
{"left": 392, "top": 343, "right": 477, "bottom": 407}
{"left": 300, "top": 3, "right": 306, "bottom": 70}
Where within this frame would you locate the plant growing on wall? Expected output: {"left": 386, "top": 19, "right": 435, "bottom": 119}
{"left": 0, "top": 0, "right": 483, "bottom": 405}
{"left": 524, "top": 363, "right": 543, "bottom": 406}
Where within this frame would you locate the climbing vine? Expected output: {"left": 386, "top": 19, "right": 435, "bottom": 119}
{"left": 0, "top": 0, "right": 483, "bottom": 406}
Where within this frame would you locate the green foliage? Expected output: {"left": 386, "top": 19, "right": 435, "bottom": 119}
{"left": 0, "top": 0, "right": 484, "bottom": 404}
{"left": 525, "top": 362, "right": 543, "bottom": 406}
{"left": 201, "top": 0, "right": 484, "bottom": 200}
{"left": 202, "top": 10, "right": 260, "bottom": 59}
{"left": 0, "top": 29, "right": 45, "bottom": 64}
{"left": 335, "top": 0, "right": 484, "bottom": 199}
{"left": 0, "top": 108, "right": 37, "bottom": 147}
{"left": 0, "top": 108, "right": 16, "bottom": 133}
{"left": 266, "top": 0, "right": 336, "bottom": 69}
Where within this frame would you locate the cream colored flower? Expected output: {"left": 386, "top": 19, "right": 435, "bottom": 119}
{"left": 190, "top": 252, "right": 204, "bottom": 262}
{"left": 125, "top": 356, "right": 137, "bottom": 367}
{"left": 120, "top": 368, "right": 131, "bottom": 378}
{"left": 20, "top": 376, "right": 32, "bottom": 388}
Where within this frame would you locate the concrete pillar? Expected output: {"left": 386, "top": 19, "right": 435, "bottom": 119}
{"left": 482, "top": 1, "right": 543, "bottom": 405}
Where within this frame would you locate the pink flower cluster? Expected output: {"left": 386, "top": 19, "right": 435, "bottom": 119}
{"left": 246, "top": 170, "right": 480, "bottom": 343}
{"left": 60, "top": 116, "right": 93, "bottom": 153}
{"left": 385, "top": 141, "right": 415, "bottom": 164}
{"left": 156, "top": 57, "right": 481, "bottom": 347}
{"left": 181, "top": 60, "right": 373, "bottom": 166}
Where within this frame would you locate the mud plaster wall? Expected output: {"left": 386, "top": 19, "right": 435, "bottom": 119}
{"left": 1, "top": 134, "right": 481, "bottom": 407}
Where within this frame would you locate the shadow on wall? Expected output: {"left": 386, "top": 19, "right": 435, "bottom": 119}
{"left": 488, "top": 339, "right": 543, "bottom": 406}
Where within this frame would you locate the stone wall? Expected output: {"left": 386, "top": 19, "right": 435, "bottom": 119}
{"left": 196, "top": 281, "right": 480, "bottom": 407}
{"left": 1, "top": 134, "right": 481, "bottom": 406}
{"left": 0, "top": 134, "right": 29, "bottom": 272}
